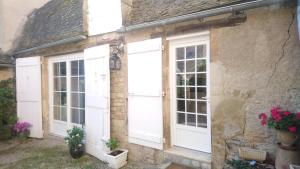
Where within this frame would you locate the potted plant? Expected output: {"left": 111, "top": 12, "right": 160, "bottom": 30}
{"left": 259, "top": 106, "right": 300, "bottom": 147}
{"left": 64, "top": 126, "right": 84, "bottom": 159}
{"left": 13, "top": 121, "right": 31, "bottom": 141}
{"left": 104, "top": 138, "right": 128, "bottom": 169}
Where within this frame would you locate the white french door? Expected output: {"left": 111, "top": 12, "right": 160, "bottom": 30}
{"left": 49, "top": 53, "right": 85, "bottom": 136}
{"left": 169, "top": 33, "right": 211, "bottom": 153}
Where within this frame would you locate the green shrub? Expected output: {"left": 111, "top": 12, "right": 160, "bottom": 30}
{"left": 0, "top": 78, "right": 17, "bottom": 140}
{"left": 105, "top": 138, "right": 119, "bottom": 150}
{"left": 64, "top": 126, "right": 84, "bottom": 150}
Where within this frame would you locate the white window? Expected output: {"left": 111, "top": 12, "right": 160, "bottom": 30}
{"left": 49, "top": 53, "right": 85, "bottom": 136}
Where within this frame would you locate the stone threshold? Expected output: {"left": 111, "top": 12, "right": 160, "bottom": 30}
{"left": 164, "top": 146, "right": 211, "bottom": 169}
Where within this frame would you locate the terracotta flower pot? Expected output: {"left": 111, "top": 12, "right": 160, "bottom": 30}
{"left": 277, "top": 130, "right": 297, "bottom": 147}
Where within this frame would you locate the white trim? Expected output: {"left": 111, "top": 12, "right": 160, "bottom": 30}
{"left": 168, "top": 31, "right": 211, "bottom": 153}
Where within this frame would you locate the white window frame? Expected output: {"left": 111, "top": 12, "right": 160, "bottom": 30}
{"left": 48, "top": 52, "right": 84, "bottom": 136}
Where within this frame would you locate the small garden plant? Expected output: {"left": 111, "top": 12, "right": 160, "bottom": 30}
{"left": 64, "top": 126, "right": 85, "bottom": 158}
{"left": 105, "top": 138, "right": 119, "bottom": 151}
{"left": 259, "top": 106, "right": 300, "bottom": 135}
{"left": 13, "top": 121, "right": 31, "bottom": 140}
{"left": 227, "top": 159, "right": 257, "bottom": 169}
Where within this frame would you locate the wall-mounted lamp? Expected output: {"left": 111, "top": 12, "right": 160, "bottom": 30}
{"left": 109, "top": 52, "right": 121, "bottom": 70}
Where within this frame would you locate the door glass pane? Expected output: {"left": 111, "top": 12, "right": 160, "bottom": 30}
{"left": 197, "top": 101, "right": 207, "bottom": 114}
{"left": 71, "top": 77, "right": 79, "bottom": 92}
{"left": 60, "top": 77, "right": 66, "bottom": 91}
{"left": 79, "top": 77, "right": 85, "bottom": 92}
{"left": 177, "top": 100, "right": 185, "bottom": 112}
{"left": 79, "top": 110, "right": 85, "bottom": 124}
{"left": 176, "top": 48, "right": 184, "bottom": 60}
{"left": 186, "top": 101, "right": 195, "bottom": 113}
{"left": 186, "top": 74, "right": 195, "bottom": 86}
{"left": 176, "top": 61, "right": 184, "bottom": 73}
{"left": 60, "top": 92, "right": 67, "bottom": 106}
{"left": 79, "top": 60, "right": 84, "bottom": 75}
{"left": 61, "top": 107, "right": 67, "bottom": 121}
{"left": 71, "top": 93, "right": 79, "bottom": 107}
{"left": 176, "top": 87, "right": 185, "bottom": 98}
{"left": 197, "top": 115, "right": 207, "bottom": 128}
{"left": 197, "top": 73, "right": 206, "bottom": 86}
{"left": 177, "top": 113, "right": 185, "bottom": 125}
{"left": 53, "top": 106, "right": 60, "bottom": 120}
{"left": 197, "top": 45, "right": 206, "bottom": 58}
{"left": 197, "top": 87, "right": 206, "bottom": 99}
{"left": 176, "top": 74, "right": 185, "bottom": 86}
{"left": 71, "top": 61, "right": 78, "bottom": 76}
{"left": 186, "top": 87, "right": 195, "bottom": 99}
{"left": 71, "top": 109, "right": 79, "bottom": 124}
{"left": 187, "top": 114, "right": 196, "bottom": 126}
{"left": 197, "top": 60, "right": 206, "bottom": 72}
{"left": 54, "top": 63, "right": 59, "bottom": 76}
{"left": 186, "top": 60, "right": 195, "bottom": 72}
{"left": 79, "top": 93, "right": 85, "bottom": 108}
{"left": 53, "top": 92, "right": 60, "bottom": 105}
{"left": 186, "top": 46, "right": 195, "bottom": 59}
{"left": 60, "top": 62, "right": 66, "bottom": 76}
{"left": 54, "top": 77, "right": 59, "bottom": 91}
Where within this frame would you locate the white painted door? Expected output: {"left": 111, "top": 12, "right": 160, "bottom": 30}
{"left": 127, "top": 38, "right": 163, "bottom": 150}
{"left": 169, "top": 33, "right": 211, "bottom": 153}
{"left": 16, "top": 56, "right": 43, "bottom": 138}
{"left": 84, "top": 45, "right": 110, "bottom": 160}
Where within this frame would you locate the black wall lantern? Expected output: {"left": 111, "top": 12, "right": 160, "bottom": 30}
{"left": 109, "top": 52, "right": 121, "bottom": 70}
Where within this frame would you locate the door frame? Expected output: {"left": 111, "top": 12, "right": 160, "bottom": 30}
{"left": 168, "top": 31, "right": 211, "bottom": 152}
{"left": 48, "top": 52, "right": 84, "bottom": 137}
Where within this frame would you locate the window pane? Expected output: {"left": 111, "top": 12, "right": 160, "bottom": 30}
{"left": 197, "top": 60, "right": 206, "bottom": 72}
{"left": 61, "top": 107, "right": 67, "bottom": 121}
{"left": 197, "top": 45, "right": 206, "bottom": 58}
{"left": 186, "top": 46, "right": 195, "bottom": 59}
{"left": 79, "top": 60, "right": 84, "bottom": 75}
{"left": 177, "top": 100, "right": 185, "bottom": 112}
{"left": 71, "top": 109, "right": 79, "bottom": 124}
{"left": 176, "top": 48, "right": 184, "bottom": 60}
{"left": 71, "top": 93, "right": 79, "bottom": 108}
{"left": 186, "top": 74, "right": 195, "bottom": 86}
{"left": 186, "top": 101, "right": 196, "bottom": 113}
{"left": 197, "top": 101, "right": 207, "bottom": 114}
{"left": 79, "top": 93, "right": 85, "bottom": 108}
{"left": 187, "top": 114, "right": 196, "bottom": 126}
{"left": 61, "top": 92, "right": 67, "bottom": 106}
{"left": 177, "top": 113, "right": 185, "bottom": 125}
{"left": 176, "top": 74, "right": 185, "bottom": 86}
{"left": 53, "top": 92, "right": 60, "bottom": 105}
{"left": 54, "top": 77, "right": 59, "bottom": 91}
{"left": 53, "top": 63, "right": 59, "bottom": 76}
{"left": 186, "top": 87, "right": 195, "bottom": 99}
{"left": 197, "top": 87, "right": 206, "bottom": 99}
{"left": 176, "top": 87, "right": 185, "bottom": 99}
{"left": 197, "top": 115, "right": 207, "bottom": 128}
{"left": 176, "top": 61, "right": 184, "bottom": 73}
{"left": 53, "top": 106, "right": 60, "bottom": 120}
{"left": 186, "top": 60, "right": 195, "bottom": 73}
{"left": 60, "top": 77, "right": 66, "bottom": 91}
{"left": 79, "top": 110, "right": 85, "bottom": 124}
{"left": 60, "top": 62, "right": 66, "bottom": 76}
{"left": 71, "top": 61, "right": 78, "bottom": 76}
{"left": 197, "top": 73, "right": 206, "bottom": 86}
{"left": 79, "top": 77, "right": 85, "bottom": 92}
{"left": 71, "top": 77, "right": 79, "bottom": 92}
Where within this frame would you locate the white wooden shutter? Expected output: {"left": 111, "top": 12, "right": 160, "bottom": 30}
{"left": 16, "top": 56, "right": 43, "bottom": 138}
{"left": 127, "top": 38, "right": 163, "bottom": 150}
{"left": 84, "top": 45, "right": 110, "bottom": 160}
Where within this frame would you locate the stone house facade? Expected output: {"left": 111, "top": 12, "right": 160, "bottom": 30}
{"left": 10, "top": 0, "right": 300, "bottom": 169}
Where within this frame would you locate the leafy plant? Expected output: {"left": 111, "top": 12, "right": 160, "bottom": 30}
{"left": 64, "top": 126, "right": 84, "bottom": 150}
{"left": 259, "top": 106, "right": 300, "bottom": 135}
{"left": 227, "top": 159, "right": 257, "bottom": 169}
{"left": 13, "top": 121, "right": 31, "bottom": 140}
{"left": 105, "top": 138, "right": 119, "bottom": 150}
{"left": 0, "top": 78, "right": 17, "bottom": 140}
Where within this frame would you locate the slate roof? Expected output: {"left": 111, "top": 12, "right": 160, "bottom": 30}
{"left": 16, "top": 0, "right": 84, "bottom": 52}
{"left": 128, "top": 0, "right": 253, "bottom": 25}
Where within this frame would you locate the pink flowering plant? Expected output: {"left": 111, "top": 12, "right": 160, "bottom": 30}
{"left": 259, "top": 106, "right": 300, "bottom": 135}
{"left": 13, "top": 121, "right": 31, "bottom": 139}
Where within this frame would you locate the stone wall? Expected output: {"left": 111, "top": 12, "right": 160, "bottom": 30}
{"left": 0, "top": 68, "right": 13, "bottom": 81}
{"left": 210, "top": 5, "right": 300, "bottom": 169}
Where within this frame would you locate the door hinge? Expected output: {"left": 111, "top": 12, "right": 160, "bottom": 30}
{"left": 162, "top": 91, "right": 166, "bottom": 97}
{"left": 161, "top": 45, "right": 164, "bottom": 51}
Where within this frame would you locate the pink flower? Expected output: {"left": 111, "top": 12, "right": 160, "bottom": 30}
{"left": 288, "top": 126, "right": 297, "bottom": 133}
{"left": 261, "top": 119, "right": 267, "bottom": 126}
{"left": 259, "top": 113, "right": 268, "bottom": 126}
{"left": 296, "top": 112, "right": 300, "bottom": 119}
{"left": 283, "top": 111, "right": 291, "bottom": 116}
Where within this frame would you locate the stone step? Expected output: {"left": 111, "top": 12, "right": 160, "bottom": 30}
{"left": 164, "top": 147, "right": 211, "bottom": 169}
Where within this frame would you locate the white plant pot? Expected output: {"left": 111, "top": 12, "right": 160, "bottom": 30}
{"left": 105, "top": 149, "right": 128, "bottom": 169}
{"left": 290, "top": 164, "right": 300, "bottom": 169}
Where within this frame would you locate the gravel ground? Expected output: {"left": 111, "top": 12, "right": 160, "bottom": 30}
{"left": 0, "top": 136, "right": 165, "bottom": 169}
